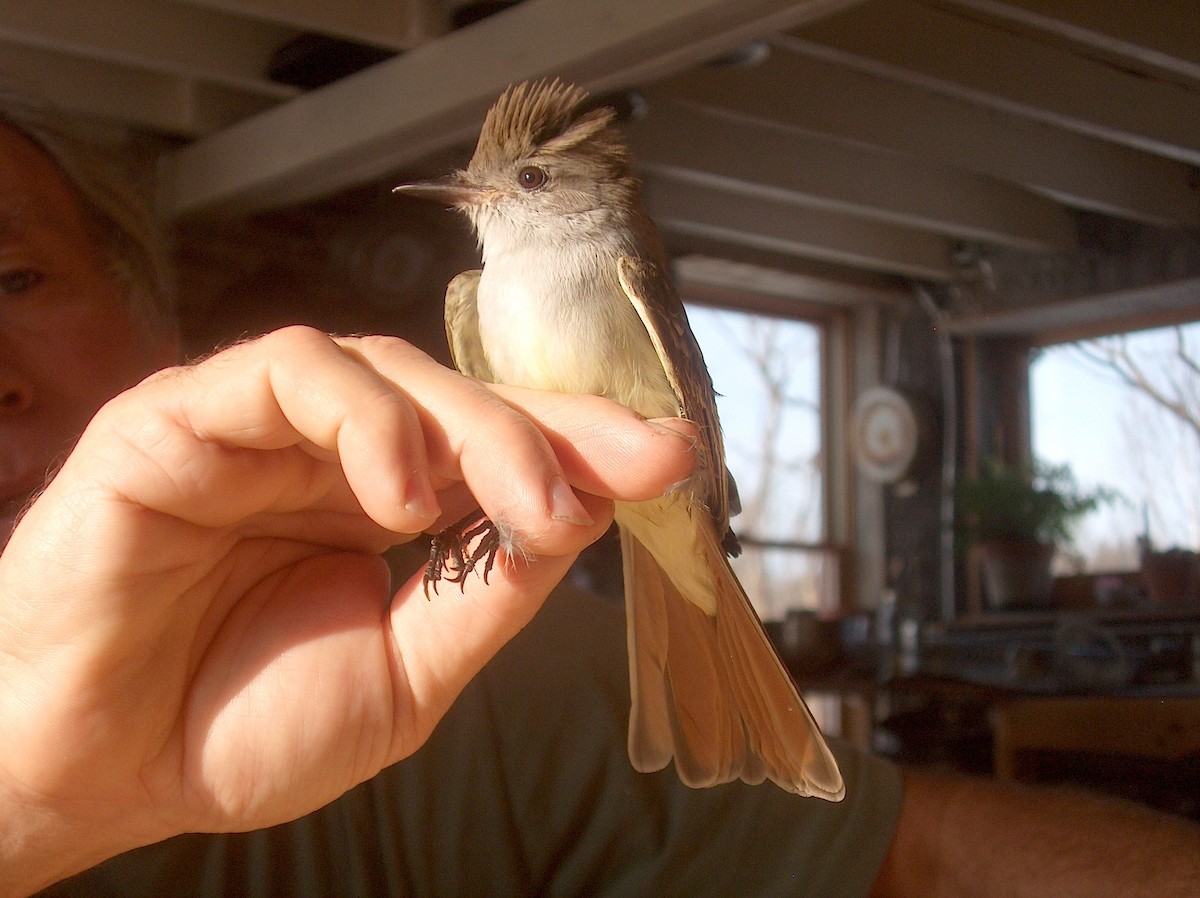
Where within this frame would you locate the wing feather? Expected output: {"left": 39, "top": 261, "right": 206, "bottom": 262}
{"left": 443, "top": 269, "right": 491, "bottom": 380}
{"left": 617, "top": 255, "right": 733, "bottom": 541}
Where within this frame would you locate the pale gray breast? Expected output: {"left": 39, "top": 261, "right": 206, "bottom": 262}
{"left": 475, "top": 246, "right": 676, "bottom": 414}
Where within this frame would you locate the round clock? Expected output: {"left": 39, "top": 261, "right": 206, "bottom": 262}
{"left": 851, "top": 386, "right": 920, "bottom": 483}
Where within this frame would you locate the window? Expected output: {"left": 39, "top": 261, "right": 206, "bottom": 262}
{"left": 1031, "top": 321, "right": 1200, "bottom": 572}
{"left": 685, "top": 305, "right": 830, "bottom": 619}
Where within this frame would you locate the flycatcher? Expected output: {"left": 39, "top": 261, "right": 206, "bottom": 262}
{"left": 395, "top": 79, "right": 843, "bottom": 800}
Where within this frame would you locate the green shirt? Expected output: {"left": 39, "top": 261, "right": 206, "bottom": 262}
{"left": 40, "top": 585, "right": 902, "bottom": 897}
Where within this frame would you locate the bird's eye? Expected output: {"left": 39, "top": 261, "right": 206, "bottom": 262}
{"left": 517, "top": 166, "right": 548, "bottom": 190}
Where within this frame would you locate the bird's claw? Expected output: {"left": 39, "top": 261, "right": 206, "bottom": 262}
{"left": 423, "top": 508, "right": 503, "bottom": 598}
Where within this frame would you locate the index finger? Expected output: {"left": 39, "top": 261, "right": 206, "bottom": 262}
{"left": 343, "top": 336, "right": 699, "bottom": 553}
{"left": 101, "top": 327, "right": 443, "bottom": 535}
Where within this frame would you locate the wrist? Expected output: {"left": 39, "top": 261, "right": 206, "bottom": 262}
{"left": 0, "top": 778, "right": 154, "bottom": 897}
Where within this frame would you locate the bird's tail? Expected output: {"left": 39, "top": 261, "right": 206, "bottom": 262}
{"left": 617, "top": 500, "right": 844, "bottom": 800}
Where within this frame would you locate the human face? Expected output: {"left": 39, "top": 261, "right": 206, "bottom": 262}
{"left": 0, "top": 124, "right": 175, "bottom": 542}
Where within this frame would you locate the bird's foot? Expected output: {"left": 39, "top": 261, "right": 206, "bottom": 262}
{"left": 423, "top": 508, "right": 503, "bottom": 598}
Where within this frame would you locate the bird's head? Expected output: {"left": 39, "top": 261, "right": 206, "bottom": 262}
{"left": 394, "top": 79, "right": 637, "bottom": 250}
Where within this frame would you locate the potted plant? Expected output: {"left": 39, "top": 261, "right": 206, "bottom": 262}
{"left": 1139, "top": 543, "right": 1200, "bottom": 604}
{"left": 956, "top": 457, "right": 1116, "bottom": 608}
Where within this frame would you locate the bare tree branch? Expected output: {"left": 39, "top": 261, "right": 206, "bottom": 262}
{"left": 1076, "top": 333, "right": 1200, "bottom": 444}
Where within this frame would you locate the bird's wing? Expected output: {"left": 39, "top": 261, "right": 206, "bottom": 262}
{"left": 617, "top": 255, "right": 734, "bottom": 539}
{"left": 443, "top": 269, "right": 492, "bottom": 380}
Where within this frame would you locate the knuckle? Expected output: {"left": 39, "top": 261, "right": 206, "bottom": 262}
{"left": 259, "top": 324, "right": 333, "bottom": 354}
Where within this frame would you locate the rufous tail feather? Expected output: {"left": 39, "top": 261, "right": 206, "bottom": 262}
{"left": 618, "top": 502, "right": 845, "bottom": 800}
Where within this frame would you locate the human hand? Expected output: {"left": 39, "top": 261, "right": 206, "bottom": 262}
{"left": 0, "top": 327, "right": 697, "bottom": 894}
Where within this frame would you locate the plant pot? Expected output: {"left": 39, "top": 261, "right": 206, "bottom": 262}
{"left": 1141, "top": 550, "right": 1200, "bottom": 604}
{"left": 974, "top": 539, "right": 1055, "bottom": 609}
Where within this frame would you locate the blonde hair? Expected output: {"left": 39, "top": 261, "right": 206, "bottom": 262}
{"left": 0, "top": 89, "right": 176, "bottom": 340}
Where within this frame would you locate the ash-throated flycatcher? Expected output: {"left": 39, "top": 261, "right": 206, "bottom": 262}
{"left": 395, "top": 79, "right": 843, "bottom": 800}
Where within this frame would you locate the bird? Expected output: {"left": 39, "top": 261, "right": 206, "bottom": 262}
{"left": 394, "top": 79, "right": 844, "bottom": 800}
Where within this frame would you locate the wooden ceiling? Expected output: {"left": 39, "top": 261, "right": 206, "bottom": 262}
{"left": 3, "top": 0, "right": 1198, "bottom": 330}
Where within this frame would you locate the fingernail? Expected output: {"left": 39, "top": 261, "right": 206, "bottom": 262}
{"left": 549, "top": 477, "right": 593, "bottom": 526}
{"left": 404, "top": 471, "right": 441, "bottom": 523}
{"left": 645, "top": 416, "right": 698, "bottom": 443}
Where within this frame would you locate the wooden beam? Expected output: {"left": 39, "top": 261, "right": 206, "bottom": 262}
{"left": 0, "top": 42, "right": 278, "bottom": 137}
{"left": 178, "top": 0, "right": 447, "bottom": 50}
{"left": 949, "top": 276, "right": 1200, "bottom": 341}
{"left": 159, "top": 0, "right": 866, "bottom": 218}
{"left": 644, "top": 174, "right": 957, "bottom": 281}
{"left": 790, "top": 0, "right": 1200, "bottom": 165}
{"left": 0, "top": 0, "right": 299, "bottom": 97}
{"left": 942, "top": 0, "right": 1200, "bottom": 84}
{"left": 654, "top": 45, "right": 1200, "bottom": 227}
{"left": 630, "top": 95, "right": 1076, "bottom": 251}
{"left": 663, "top": 233, "right": 912, "bottom": 295}
{"left": 673, "top": 254, "right": 909, "bottom": 307}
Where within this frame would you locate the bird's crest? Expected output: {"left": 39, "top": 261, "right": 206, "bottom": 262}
{"left": 470, "top": 79, "right": 627, "bottom": 175}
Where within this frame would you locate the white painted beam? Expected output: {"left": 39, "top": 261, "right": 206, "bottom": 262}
{"left": 159, "top": 0, "right": 866, "bottom": 218}
{"left": 643, "top": 174, "right": 957, "bottom": 281}
{"left": 654, "top": 46, "right": 1200, "bottom": 227}
{"left": 949, "top": 277, "right": 1200, "bottom": 339}
{"left": 673, "top": 254, "right": 909, "bottom": 306}
{"left": 177, "top": 0, "right": 448, "bottom": 50}
{"left": 662, "top": 233, "right": 913, "bottom": 297}
{"left": 790, "top": 0, "right": 1200, "bottom": 165}
{"left": 0, "top": 0, "right": 299, "bottom": 98}
{"left": 0, "top": 42, "right": 279, "bottom": 137}
{"left": 630, "top": 96, "right": 1076, "bottom": 252}
{"left": 943, "top": 0, "right": 1200, "bottom": 84}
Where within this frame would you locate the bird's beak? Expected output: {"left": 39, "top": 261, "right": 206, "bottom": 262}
{"left": 392, "top": 174, "right": 484, "bottom": 207}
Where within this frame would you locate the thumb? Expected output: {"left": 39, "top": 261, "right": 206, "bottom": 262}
{"left": 383, "top": 491, "right": 615, "bottom": 751}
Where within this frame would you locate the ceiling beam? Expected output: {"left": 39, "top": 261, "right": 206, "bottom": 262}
{"left": 630, "top": 95, "right": 1076, "bottom": 252}
{"left": 942, "top": 0, "right": 1200, "bottom": 85}
{"left": 789, "top": 0, "right": 1200, "bottom": 166}
{"left": 158, "top": 0, "right": 866, "bottom": 219}
{"left": 951, "top": 226, "right": 1200, "bottom": 338}
{"left": 949, "top": 276, "right": 1200, "bottom": 341}
{"left": 673, "top": 254, "right": 909, "bottom": 307}
{"left": 177, "top": 0, "right": 447, "bottom": 50}
{"left": 662, "top": 233, "right": 912, "bottom": 297}
{"left": 654, "top": 45, "right": 1200, "bottom": 227}
{"left": 0, "top": 42, "right": 279, "bottom": 137}
{"left": 643, "top": 174, "right": 957, "bottom": 281}
{"left": 0, "top": 0, "right": 299, "bottom": 100}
